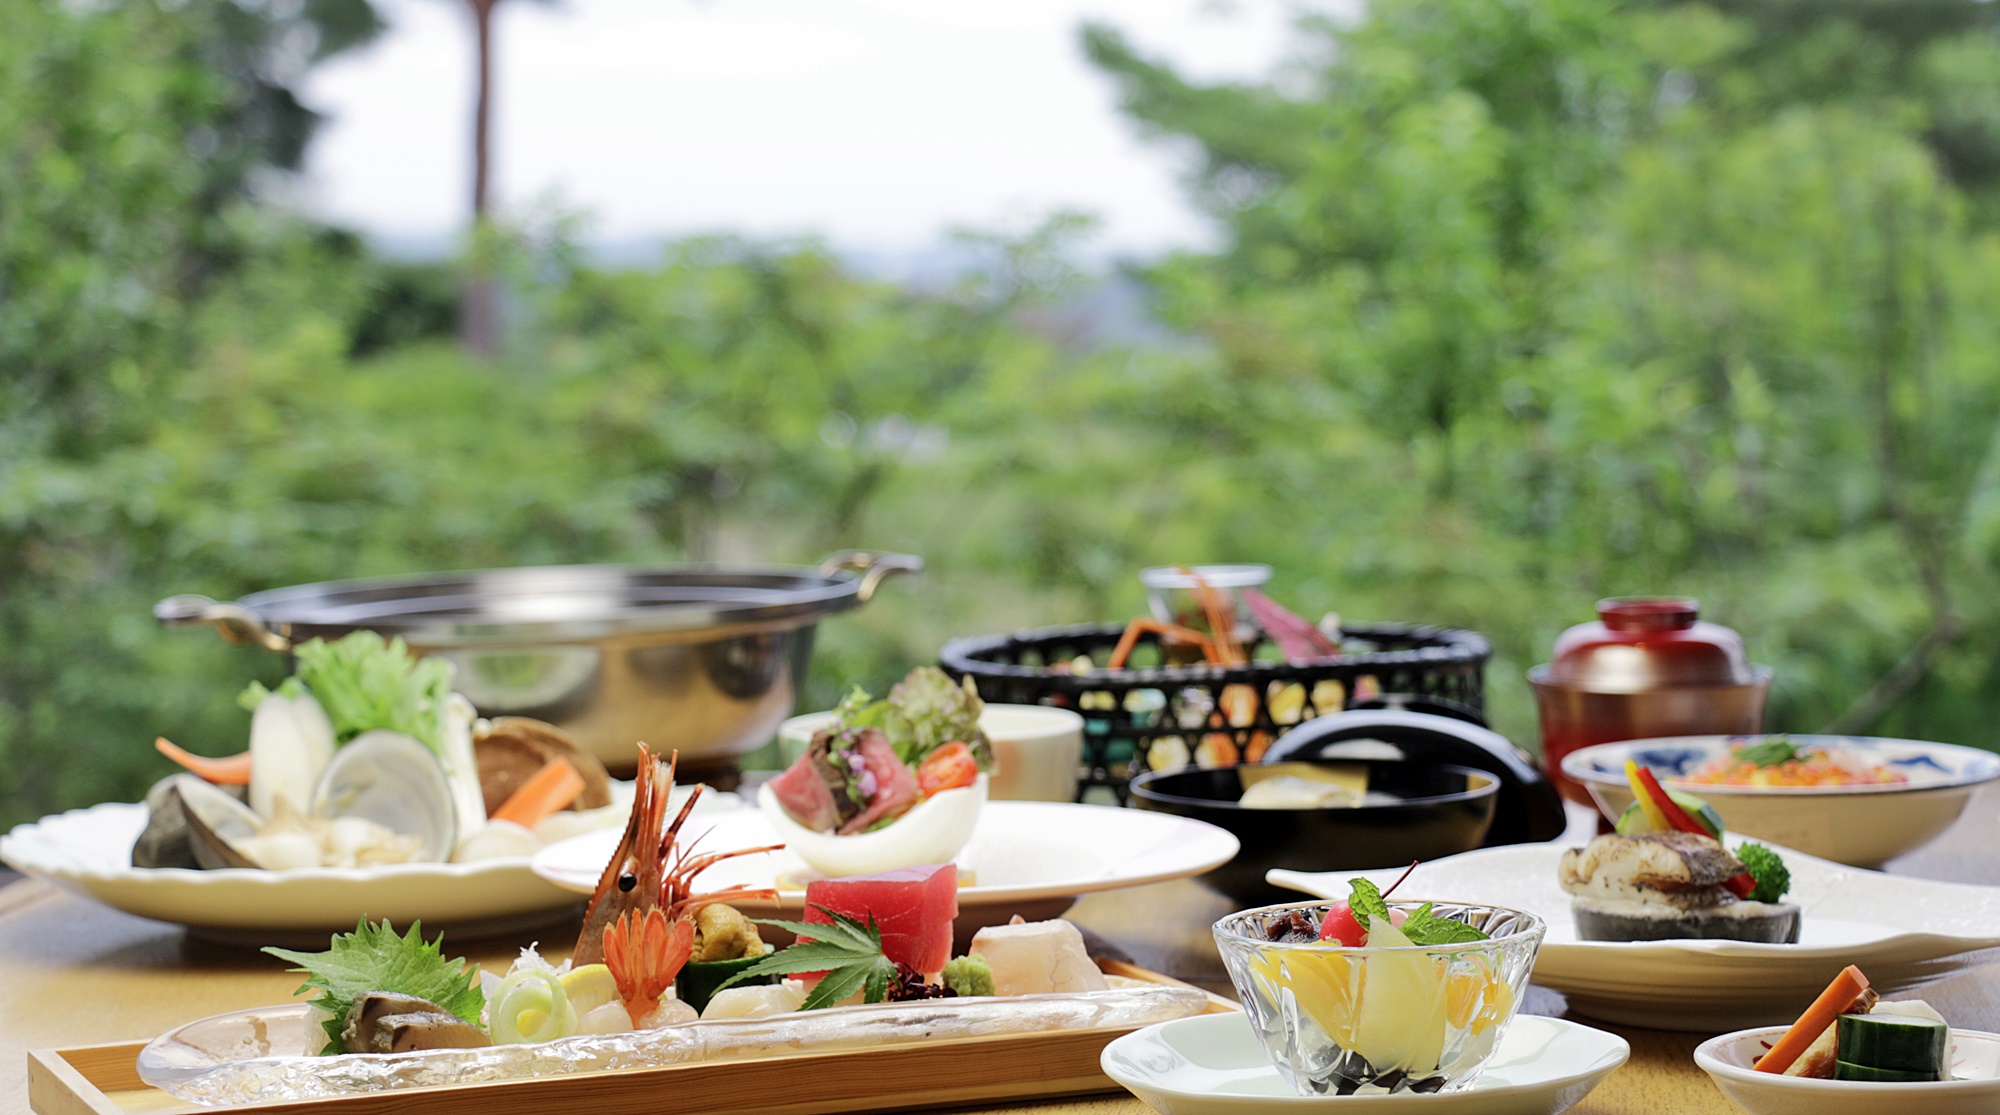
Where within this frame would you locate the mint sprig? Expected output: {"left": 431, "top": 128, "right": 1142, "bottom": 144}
{"left": 1398, "top": 902, "right": 1491, "bottom": 945}
{"left": 716, "top": 906, "right": 900, "bottom": 1011}
{"left": 1343, "top": 876, "right": 1490, "bottom": 945}
{"left": 1347, "top": 877, "right": 1391, "bottom": 931}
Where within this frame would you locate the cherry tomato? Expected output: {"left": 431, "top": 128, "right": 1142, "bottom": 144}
{"left": 917, "top": 741, "right": 979, "bottom": 796}
{"left": 1317, "top": 901, "right": 1367, "bottom": 946}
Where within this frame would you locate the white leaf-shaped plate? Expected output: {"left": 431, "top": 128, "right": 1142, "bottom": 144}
{"left": 0, "top": 786, "right": 731, "bottom": 945}
{"left": 1270, "top": 841, "right": 2000, "bottom": 1030}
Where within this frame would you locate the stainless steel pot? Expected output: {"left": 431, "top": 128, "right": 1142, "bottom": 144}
{"left": 155, "top": 551, "right": 921, "bottom": 772}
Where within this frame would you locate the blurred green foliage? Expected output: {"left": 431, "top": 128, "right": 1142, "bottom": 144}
{"left": 6, "top": 0, "right": 2000, "bottom": 827}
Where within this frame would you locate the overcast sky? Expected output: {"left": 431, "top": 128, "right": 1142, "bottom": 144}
{"left": 296, "top": 0, "right": 1299, "bottom": 258}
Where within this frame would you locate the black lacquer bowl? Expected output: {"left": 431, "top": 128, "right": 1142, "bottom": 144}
{"left": 1129, "top": 759, "right": 1499, "bottom": 904}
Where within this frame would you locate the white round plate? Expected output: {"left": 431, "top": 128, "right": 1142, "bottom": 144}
{"left": 533, "top": 800, "right": 1240, "bottom": 930}
{"left": 1101, "top": 1012, "right": 1628, "bottom": 1114}
{"left": 0, "top": 787, "right": 736, "bottom": 945}
{"left": 1270, "top": 842, "right": 2000, "bottom": 1031}
{"left": 1560, "top": 735, "right": 2000, "bottom": 867}
{"left": 1695, "top": 1024, "right": 2000, "bottom": 1115}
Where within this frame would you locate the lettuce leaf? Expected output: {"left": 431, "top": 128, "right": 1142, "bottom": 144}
{"left": 286, "top": 632, "right": 453, "bottom": 756}
{"left": 263, "top": 919, "right": 484, "bottom": 1055}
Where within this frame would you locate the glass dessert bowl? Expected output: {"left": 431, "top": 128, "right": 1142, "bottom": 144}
{"left": 1213, "top": 900, "right": 1545, "bottom": 1096}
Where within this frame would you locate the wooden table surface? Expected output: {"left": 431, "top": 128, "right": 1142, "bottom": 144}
{"left": 6, "top": 787, "right": 2000, "bottom": 1115}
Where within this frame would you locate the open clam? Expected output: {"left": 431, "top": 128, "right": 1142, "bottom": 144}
{"left": 309, "top": 731, "right": 459, "bottom": 863}
{"left": 172, "top": 776, "right": 272, "bottom": 871}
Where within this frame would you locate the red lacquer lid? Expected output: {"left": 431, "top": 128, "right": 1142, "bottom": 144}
{"left": 1540, "top": 596, "right": 1753, "bottom": 692}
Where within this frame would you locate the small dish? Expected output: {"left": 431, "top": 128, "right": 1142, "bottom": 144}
{"left": 1561, "top": 735, "right": 2000, "bottom": 867}
{"left": 1694, "top": 1024, "right": 2000, "bottom": 1115}
{"left": 1101, "top": 1011, "right": 1628, "bottom": 1114}
{"left": 1213, "top": 899, "right": 1543, "bottom": 1095}
{"left": 1130, "top": 759, "right": 1499, "bottom": 904}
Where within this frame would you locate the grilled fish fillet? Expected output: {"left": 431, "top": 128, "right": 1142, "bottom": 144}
{"left": 1559, "top": 832, "right": 1747, "bottom": 911}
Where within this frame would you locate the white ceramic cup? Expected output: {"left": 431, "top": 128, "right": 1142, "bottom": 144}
{"left": 981, "top": 704, "right": 1085, "bottom": 802}
{"left": 774, "top": 703, "right": 1084, "bottom": 802}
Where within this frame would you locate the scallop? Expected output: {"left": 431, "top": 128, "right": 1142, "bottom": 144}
{"left": 309, "top": 731, "right": 458, "bottom": 862}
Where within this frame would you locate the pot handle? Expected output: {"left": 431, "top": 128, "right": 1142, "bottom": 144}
{"left": 817, "top": 551, "right": 924, "bottom": 603}
{"left": 154, "top": 594, "right": 293, "bottom": 654}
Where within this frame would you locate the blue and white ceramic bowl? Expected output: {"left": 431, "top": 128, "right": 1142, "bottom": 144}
{"left": 1561, "top": 735, "right": 2000, "bottom": 868}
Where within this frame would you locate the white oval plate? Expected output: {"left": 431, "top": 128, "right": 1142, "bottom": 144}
{"left": 1695, "top": 1024, "right": 2000, "bottom": 1115}
{"left": 1270, "top": 842, "right": 2000, "bottom": 1031}
{"left": 0, "top": 787, "right": 734, "bottom": 945}
{"left": 1101, "top": 1012, "right": 1628, "bottom": 1114}
{"left": 533, "top": 800, "right": 1240, "bottom": 928}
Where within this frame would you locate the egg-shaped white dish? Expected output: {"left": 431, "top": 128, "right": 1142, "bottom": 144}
{"left": 756, "top": 774, "right": 987, "bottom": 877}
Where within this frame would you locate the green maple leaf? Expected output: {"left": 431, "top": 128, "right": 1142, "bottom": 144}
{"left": 715, "top": 906, "right": 899, "bottom": 1011}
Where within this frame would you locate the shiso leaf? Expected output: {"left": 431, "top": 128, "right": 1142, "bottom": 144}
{"left": 716, "top": 906, "right": 900, "bottom": 1010}
{"left": 262, "top": 919, "right": 484, "bottom": 1056}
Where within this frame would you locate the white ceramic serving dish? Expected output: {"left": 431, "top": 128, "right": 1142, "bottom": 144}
{"left": 1100, "top": 1011, "right": 1627, "bottom": 1114}
{"left": 535, "top": 800, "right": 1239, "bottom": 935}
{"left": 756, "top": 774, "right": 988, "bottom": 877}
{"left": 1694, "top": 1024, "right": 2000, "bottom": 1115}
{"left": 0, "top": 784, "right": 730, "bottom": 945}
{"left": 1560, "top": 735, "right": 2000, "bottom": 867}
{"left": 1269, "top": 841, "right": 2000, "bottom": 1031}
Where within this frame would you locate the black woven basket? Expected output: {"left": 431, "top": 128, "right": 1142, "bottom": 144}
{"left": 939, "top": 622, "right": 1491, "bottom": 802}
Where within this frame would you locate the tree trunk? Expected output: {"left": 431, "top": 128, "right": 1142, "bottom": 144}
{"left": 460, "top": 0, "right": 501, "bottom": 357}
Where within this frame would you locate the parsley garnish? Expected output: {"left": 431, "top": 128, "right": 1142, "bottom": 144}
{"left": 263, "top": 919, "right": 485, "bottom": 1056}
{"left": 715, "top": 906, "right": 901, "bottom": 1010}
{"left": 1733, "top": 736, "right": 1803, "bottom": 768}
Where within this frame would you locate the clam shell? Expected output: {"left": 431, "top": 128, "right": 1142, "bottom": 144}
{"left": 310, "top": 731, "right": 458, "bottom": 861}
{"left": 174, "top": 777, "right": 269, "bottom": 871}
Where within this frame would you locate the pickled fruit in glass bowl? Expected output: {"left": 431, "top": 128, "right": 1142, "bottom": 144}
{"left": 1212, "top": 885, "right": 1545, "bottom": 1096}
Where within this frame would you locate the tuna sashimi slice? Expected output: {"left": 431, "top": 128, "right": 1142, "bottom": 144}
{"left": 804, "top": 863, "right": 959, "bottom": 976}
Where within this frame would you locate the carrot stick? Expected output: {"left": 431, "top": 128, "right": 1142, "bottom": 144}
{"left": 1753, "top": 965, "right": 1871, "bottom": 1074}
{"left": 491, "top": 758, "right": 585, "bottom": 827}
{"left": 155, "top": 738, "right": 253, "bottom": 785}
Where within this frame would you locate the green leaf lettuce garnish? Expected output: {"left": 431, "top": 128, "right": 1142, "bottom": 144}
{"left": 243, "top": 632, "right": 454, "bottom": 757}
{"left": 263, "top": 919, "right": 485, "bottom": 1056}
{"left": 716, "top": 906, "right": 900, "bottom": 1011}
{"left": 831, "top": 667, "right": 993, "bottom": 770}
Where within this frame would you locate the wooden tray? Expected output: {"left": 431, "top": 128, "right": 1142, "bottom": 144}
{"left": 28, "top": 962, "right": 1236, "bottom": 1115}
